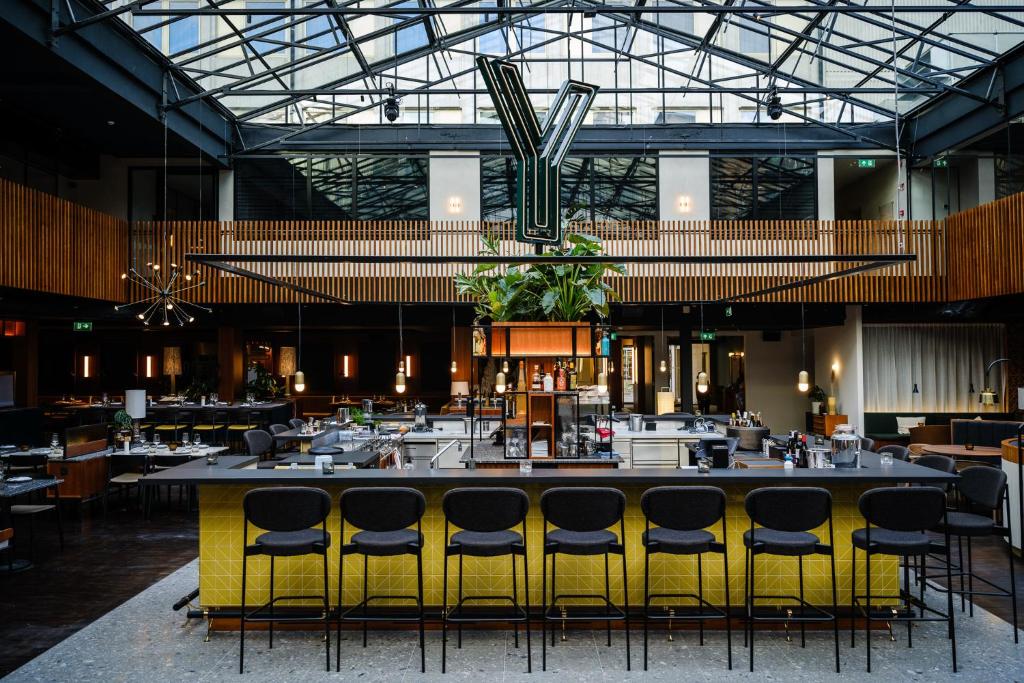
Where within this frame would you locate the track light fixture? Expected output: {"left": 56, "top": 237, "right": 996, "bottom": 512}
{"left": 383, "top": 83, "right": 400, "bottom": 122}
{"left": 765, "top": 86, "right": 783, "bottom": 120}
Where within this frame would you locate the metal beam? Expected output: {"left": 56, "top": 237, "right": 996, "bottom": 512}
{"left": 908, "top": 41, "right": 1024, "bottom": 157}
{"left": 234, "top": 123, "right": 897, "bottom": 154}
{"left": 5, "top": 0, "right": 234, "bottom": 162}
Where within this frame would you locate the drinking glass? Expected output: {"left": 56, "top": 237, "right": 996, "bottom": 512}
{"left": 153, "top": 433, "right": 161, "bottom": 448}
{"left": 879, "top": 451, "right": 893, "bottom": 466}
{"left": 519, "top": 459, "right": 532, "bottom": 474}
{"left": 194, "top": 433, "right": 202, "bottom": 448}
{"left": 180, "top": 432, "right": 189, "bottom": 447}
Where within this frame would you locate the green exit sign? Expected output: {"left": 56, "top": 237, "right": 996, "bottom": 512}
{"left": 699, "top": 331, "right": 716, "bottom": 342}
{"left": 857, "top": 159, "right": 876, "bottom": 169}
{"left": 934, "top": 158, "right": 948, "bottom": 168}
{"left": 73, "top": 321, "right": 93, "bottom": 332}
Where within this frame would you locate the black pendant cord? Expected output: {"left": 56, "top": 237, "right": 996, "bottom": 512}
{"left": 801, "top": 302, "right": 806, "bottom": 371}
{"left": 297, "top": 303, "right": 302, "bottom": 371}
{"left": 399, "top": 304, "right": 404, "bottom": 365}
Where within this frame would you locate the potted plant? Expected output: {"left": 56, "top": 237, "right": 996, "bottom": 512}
{"left": 808, "top": 385, "right": 827, "bottom": 415}
{"left": 113, "top": 408, "right": 134, "bottom": 446}
{"left": 245, "top": 362, "right": 282, "bottom": 401}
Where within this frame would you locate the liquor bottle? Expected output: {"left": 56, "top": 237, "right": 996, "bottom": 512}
{"left": 542, "top": 365, "right": 554, "bottom": 392}
{"left": 568, "top": 361, "right": 578, "bottom": 390}
{"left": 555, "top": 359, "right": 567, "bottom": 391}
{"left": 600, "top": 331, "right": 611, "bottom": 357}
{"left": 531, "top": 364, "right": 541, "bottom": 391}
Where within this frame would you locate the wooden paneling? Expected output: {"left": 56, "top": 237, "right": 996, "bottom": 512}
{"left": 131, "top": 218, "right": 947, "bottom": 304}
{"left": 0, "top": 178, "right": 128, "bottom": 301}
{"left": 946, "top": 191, "right": 1024, "bottom": 301}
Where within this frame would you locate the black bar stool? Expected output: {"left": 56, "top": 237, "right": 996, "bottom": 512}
{"left": 851, "top": 486, "right": 956, "bottom": 672}
{"left": 336, "top": 487, "right": 426, "bottom": 673}
{"left": 640, "top": 485, "right": 731, "bottom": 670}
{"left": 930, "top": 465, "right": 1019, "bottom": 642}
{"left": 239, "top": 487, "right": 332, "bottom": 674}
{"left": 540, "top": 487, "right": 630, "bottom": 671}
{"left": 441, "top": 487, "right": 531, "bottom": 673}
{"left": 743, "top": 486, "right": 840, "bottom": 673}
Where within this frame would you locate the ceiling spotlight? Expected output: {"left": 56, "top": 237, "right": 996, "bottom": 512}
{"left": 383, "top": 84, "right": 400, "bottom": 123}
{"left": 765, "top": 86, "right": 783, "bottom": 120}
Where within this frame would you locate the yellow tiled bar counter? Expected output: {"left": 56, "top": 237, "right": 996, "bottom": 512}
{"left": 147, "top": 454, "right": 957, "bottom": 613}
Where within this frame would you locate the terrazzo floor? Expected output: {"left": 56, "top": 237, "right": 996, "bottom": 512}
{"left": 4, "top": 559, "right": 1022, "bottom": 682}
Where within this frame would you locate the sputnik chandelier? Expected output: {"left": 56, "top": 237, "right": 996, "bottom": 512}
{"left": 115, "top": 262, "right": 211, "bottom": 326}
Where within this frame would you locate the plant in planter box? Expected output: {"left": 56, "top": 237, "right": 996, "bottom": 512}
{"left": 454, "top": 219, "right": 625, "bottom": 323}
{"left": 245, "top": 362, "right": 282, "bottom": 400}
{"left": 113, "top": 409, "right": 134, "bottom": 444}
{"left": 808, "top": 385, "right": 827, "bottom": 414}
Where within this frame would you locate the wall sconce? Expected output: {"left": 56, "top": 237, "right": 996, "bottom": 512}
{"left": 342, "top": 354, "right": 350, "bottom": 378}
{"left": 144, "top": 355, "right": 156, "bottom": 379}
{"left": 405, "top": 355, "right": 412, "bottom": 379}
{"left": 448, "top": 196, "right": 463, "bottom": 214}
{"left": 82, "top": 354, "right": 93, "bottom": 379}
{"left": 677, "top": 195, "right": 692, "bottom": 213}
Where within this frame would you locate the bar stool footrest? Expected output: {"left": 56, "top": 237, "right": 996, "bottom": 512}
{"left": 339, "top": 595, "right": 423, "bottom": 623}
{"left": 645, "top": 592, "right": 725, "bottom": 621}
{"left": 446, "top": 596, "right": 529, "bottom": 623}
{"left": 854, "top": 593, "right": 950, "bottom": 623}
{"left": 244, "top": 594, "right": 329, "bottom": 623}
{"left": 544, "top": 594, "right": 626, "bottom": 622}
{"left": 748, "top": 594, "right": 835, "bottom": 623}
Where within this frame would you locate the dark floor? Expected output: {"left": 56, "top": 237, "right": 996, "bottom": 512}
{"left": 0, "top": 497, "right": 1021, "bottom": 678}
{"left": 0, "top": 493, "right": 199, "bottom": 678}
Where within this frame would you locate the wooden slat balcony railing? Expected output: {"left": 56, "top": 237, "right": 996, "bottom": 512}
{"left": 129, "top": 218, "right": 945, "bottom": 304}
{"left": 0, "top": 178, "right": 128, "bottom": 301}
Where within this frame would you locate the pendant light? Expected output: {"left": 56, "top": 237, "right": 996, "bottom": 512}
{"left": 450, "top": 309, "right": 457, "bottom": 374}
{"left": 797, "top": 303, "right": 810, "bottom": 392}
{"left": 293, "top": 303, "right": 306, "bottom": 392}
{"left": 395, "top": 304, "right": 406, "bottom": 394}
{"left": 658, "top": 306, "right": 668, "bottom": 372}
{"left": 696, "top": 303, "right": 709, "bottom": 394}
{"left": 496, "top": 360, "right": 508, "bottom": 394}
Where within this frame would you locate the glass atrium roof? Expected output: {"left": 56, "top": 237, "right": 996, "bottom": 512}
{"left": 88, "top": 1, "right": 1024, "bottom": 129}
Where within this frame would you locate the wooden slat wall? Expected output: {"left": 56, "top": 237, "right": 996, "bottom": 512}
{"left": 129, "top": 217, "right": 947, "bottom": 304}
{"left": 0, "top": 178, "right": 128, "bottom": 301}
{"left": 946, "top": 191, "right": 1024, "bottom": 301}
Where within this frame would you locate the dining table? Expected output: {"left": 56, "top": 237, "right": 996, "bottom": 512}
{"left": 919, "top": 443, "right": 1002, "bottom": 460}
{"left": 0, "top": 476, "right": 62, "bottom": 573}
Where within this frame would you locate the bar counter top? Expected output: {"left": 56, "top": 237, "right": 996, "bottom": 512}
{"left": 142, "top": 452, "right": 955, "bottom": 486}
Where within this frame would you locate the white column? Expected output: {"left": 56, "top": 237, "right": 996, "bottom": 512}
{"left": 978, "top": 157, "right": 996, "bottom": 205}
{"left": 817, "top": 155, "right": 835, "bottom": 220}
{"left": 218, "top": 170, "right": 234, "bottom": 222}
{"left": 659, "top": 153, "right": 710, "bottom": 220}
{"left": 429, "top": 152, "right": 480, "bottom": 222}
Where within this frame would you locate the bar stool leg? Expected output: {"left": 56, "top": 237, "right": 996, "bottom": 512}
{"left": 541, "top": 550, "right": 547, "bottom": 671}
{"left": 866, "top": 549, "right": 872, "bottom": 673}
{"left": 723, "top": 542, "right": 732, "bottom": 670}
{"left": 239, "top": 553, "right": 247, "bottom": 674}
{"left": 550, "top": 553, "right": 557, "bottom": 647}
{"left": 622, "top": 545, "right": 631, "bottom": 671}
{"left": 945, "top": 530, "right": 958, "bottom": 672}
{"left": 798, "top": 556, "right": 806, "bottom": 648}
{"left": 1008, "top": 529, "right": 1019, "bottom": 643}
{"left": 335, "top": 551, "right": 345, "bottom": 672}
{"left": 830, "top": 544, "right": 840, "bottom": 673}
{"left": 643, "top": 548, "right": 649, "bottom": 671}
{"left": 511, "top": 553, "right": 520, "bottom": 648}
{"left": 457, "top": 554, "right": 464, "bottom": 649}
{"left": 905, "top": 556, "right": 913, "bottom": 648}
{"left": 698, "top": 554, "right": 705, "bottom": 646}
{"left": 850, "top": 546, "right": 857, "bottom": 648}
{"left": 442, "top": 550, "right": 449, "bottom": 673}
{"left": 743, "top": 546, "right": 749, "bottom": 648}
{"left": 417, "top": 549, "right": 425, "bottom": 673}
{"left": 323, "top": 549, "right": 330, "bottom": 672}
{"left": 269, "top": 556, "right": 275, "bottom": 649}
{"left": 748, "top": 549, "right": 756, "bottom": 673}
{"left": 523, "top": 545, "right": 532, "bottom": 674}
{"left": 362, "top": 555, "right": 368, "bottom": 648}
{"left": 967, "top": 536, "right": 975, "bottom": 618}
{"left": 957, "top": 535, "right": 966, "bottom": 612}
{"left": 604, "top": 553, "right": 612, "bottom": 647}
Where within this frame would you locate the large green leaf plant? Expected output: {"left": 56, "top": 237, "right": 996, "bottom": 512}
{"left": 454, "top": 210, "right": 625, "bottom": 323}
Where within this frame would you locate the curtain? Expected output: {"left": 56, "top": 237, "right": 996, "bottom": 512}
{"left": 863, "top": 324, "right": 1006, "bottom": 412}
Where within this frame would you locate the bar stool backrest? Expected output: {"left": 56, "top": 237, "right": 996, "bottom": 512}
{"left": 877, "top": 444, "right": 910, "bottom": 461}
{"left": 243, "top": 429, "right": 273, "bottom": 458}
{"left": 289, "top": 418, "right": 305, "bottom": 430}
{"left": 745, "top": 487, "right": 831, "bottom": 531}
{"left": 243, "top": 486, "right": 331, "bottom": 532}
{"left": 858, "top": 486, "right": 946, "bottom": 531}
{"left": 540, "top": 487, "right": 625, "bottom": 532}
{"left": 915, "top": 454, "right": 956, "bottom": 474}
{"left": 268, "top": 423, "right": 290, "bottom": 435}
{"left": 957, "top": 465, "right": 1007, "bottom": 511}
{"left": 341, "top": 487, "right": 425, "bottom": 531}
{"left": 442, "top": 487, "right": 528, "bottom": 531}
{"left": 641, "top": 486, "right": 725, "bottom": 530}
